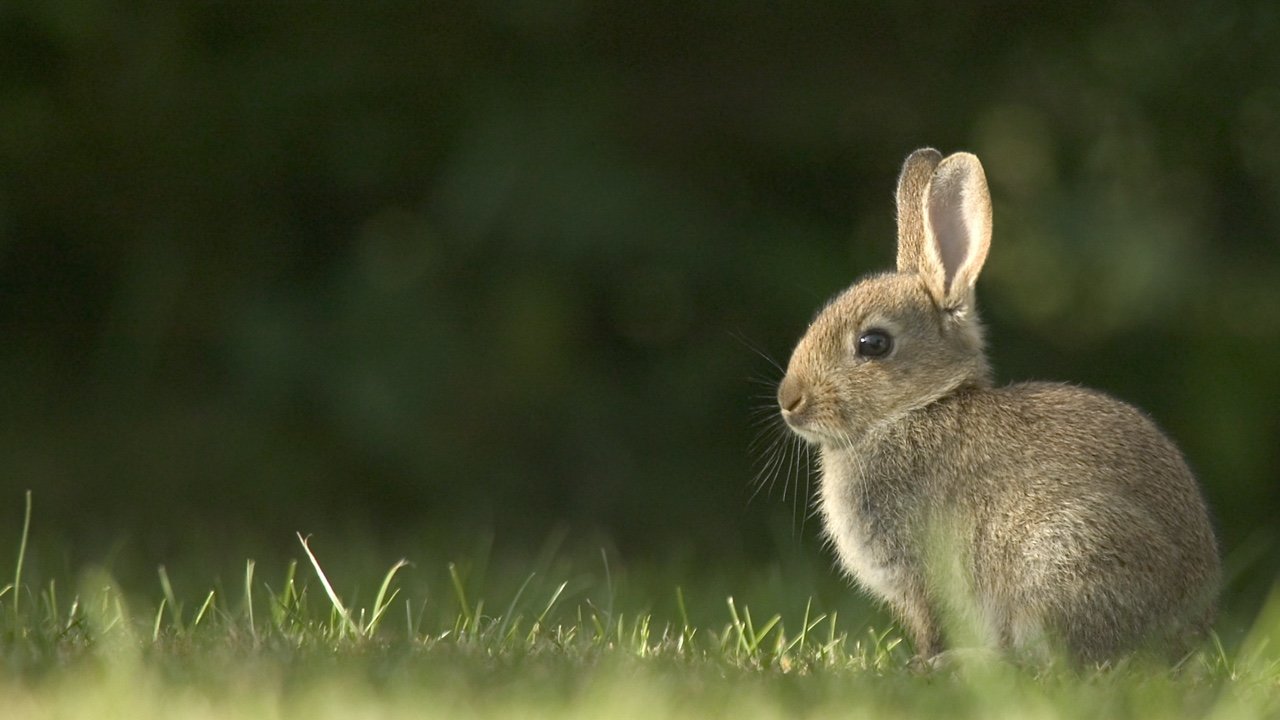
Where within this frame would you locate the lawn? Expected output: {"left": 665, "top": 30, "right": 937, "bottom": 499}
{"left": 2, "top": 494, "right": 1278, "bottom": 719}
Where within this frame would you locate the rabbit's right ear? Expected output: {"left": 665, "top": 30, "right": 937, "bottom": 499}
{"left": 923, "top": 153, "right": 991, "bottom": 310}
{"left": 896, "top": 151, "right": 992, "bottom": 311}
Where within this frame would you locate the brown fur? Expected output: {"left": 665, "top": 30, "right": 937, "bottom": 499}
{"left": 777, "top": 149, "right": 1219, "bottom": 665}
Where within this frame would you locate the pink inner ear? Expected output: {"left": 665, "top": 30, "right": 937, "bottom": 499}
{"left": 929, "top": 193, "right": 970, "bottom": 294}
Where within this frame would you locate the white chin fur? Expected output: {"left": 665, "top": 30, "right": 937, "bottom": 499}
{"left": 786, "top": 424, "right": 840, "bottom": 447}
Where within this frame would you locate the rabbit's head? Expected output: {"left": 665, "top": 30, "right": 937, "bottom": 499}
{"left": 778, "top": 149, "right": 994, "bottom": 446}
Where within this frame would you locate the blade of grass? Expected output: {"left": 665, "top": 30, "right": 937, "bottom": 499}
{"left": 584, "top": 605, "right": 606, "bottom": 646}
{"left": 243, "top": 559, "right": 256, "bottom": 641}
{"left": 296, "top": 533, "right": 359, "bottom": 637}
{"left": 152, "top": 598, "right": 167, "bottom": 642}
{"left": 675, "top": 586, "right": 697, "bottom": 650}
{"left": 448, "top": 562, "right": 473, "bottom": 634}
{"left": 528, "top": 580, "right": 568, "bottom": 644}
{"left": 365, "top": 559, "right": 409, "bottom": 638}
{"left": 748, "top": 610, "right": 781, "bottom": 654}
{"left": 785, "top": 598, "right": 827, "bottom": 655}
{"left": 497, "top": 571, "right": 537, "bottom": 642}
{"left": 727, "top": 596, "right": 746, "bottom": 654}
{"left": 632, "top": 613, "right": 651, "bottom": 657}
{"left": 270, "top": 560, "right": 300, "bottom": 631}
{"left": 12, "top": 490, "right": 32, "bottom": 624}
{"left": 43, "top": 579, "right": 58, "bottom": 628}
{"left": 65, "top": 596, "right": 80, "bottom": 632}
{"left": 599, "top": 548, "right": 614, "bottom": 632}
{"left": 158, "top": 565, "right": 183, "bottom": 633}
{"left": 732, "top": 599, "right": 779, "bottom": 656}
{"left": 192, "top": 590, "right": 216, "bottom": 629}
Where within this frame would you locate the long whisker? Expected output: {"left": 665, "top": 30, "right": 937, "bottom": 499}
{"left": 728, "top": 330, "right": 785, "bottom": 374}
{"left": 750, "top": 443, "right": 786, "bottom": 505}
{"left": 798, "top": 441, "right": 814, "bottom": 534}
{"left": 783, "top": 432, "right": 798, "bottom": 534}
{"left": 793, "top": 435, "right": 809, "bottom": 536}
{"left": 738, "top": 331, "right": 809, "bottom": 530}
{"left": 747, "top": 421, "right": 783, "bottom": 452}
{"left": 748, "top": 421, "right": 789, "bottom": 504}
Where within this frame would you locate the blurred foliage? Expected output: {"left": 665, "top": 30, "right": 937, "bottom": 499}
{"left": 1, "top": 2, "right": 1278, "bottom": 607}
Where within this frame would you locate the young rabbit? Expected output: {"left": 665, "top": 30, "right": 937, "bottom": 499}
{"left": 777, "top": 148, "right": 1219, "bottom": 665}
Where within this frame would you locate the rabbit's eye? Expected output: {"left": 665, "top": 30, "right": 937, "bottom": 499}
{"left": 856, "top": 329, "right": 893, "bottom": 358}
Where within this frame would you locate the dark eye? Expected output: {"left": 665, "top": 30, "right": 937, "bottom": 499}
{"left": 856, "top": 329, "right": 893, "bottom": 358}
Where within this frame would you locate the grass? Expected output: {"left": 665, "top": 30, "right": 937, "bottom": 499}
{"left": 3, "top": 492, "right": 1280, "bottom": 719}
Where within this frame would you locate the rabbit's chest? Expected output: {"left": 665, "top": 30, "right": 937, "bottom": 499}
{"left": 818, "top": 466, "right": 914, "bottom": 605}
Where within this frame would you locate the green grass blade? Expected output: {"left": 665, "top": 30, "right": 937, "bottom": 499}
{"left": 152, "top": 598, "right": 167, "bottom": 642}
{"left": 448, "top": 562, "right": 473, "bottom": 632}
{"left": 296, "top": 533, "right": 359, "bottom": 637}
{"left": 727, "top": 596, "right": 747, "bottom": 655}
{"left": 12, "top": 489, "right": 32, "bottom": 624}
{"left": 528, "top": 580, "right": 568, "bottom": 644}
{"left": 157, "top": 565, "right": 183, "bottom": 633}
{"left": 365, "top": 559, "right": 410, "bottom": 638}
{"left": 243, "top": 559, "right": 256, "bottom": 641}
{"left": 42, "top": 579, "right": 58, "bottom": 627}
{"left": 192, "top": 590, "right": 216, "bottom": 629}
{"left": 497, "top": 571, "right": 537, "bottom": 642}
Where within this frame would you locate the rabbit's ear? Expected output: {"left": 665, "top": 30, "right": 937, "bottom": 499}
{"left": 921, "top": 153, "right": 992, "bottom": 309}
{"left": 895, "top": 148, "right": 944, "bottom": 276}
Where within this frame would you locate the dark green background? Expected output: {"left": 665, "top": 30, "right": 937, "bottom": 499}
{"left": 2, "top": 3, "right": 1277, "bottom": 607}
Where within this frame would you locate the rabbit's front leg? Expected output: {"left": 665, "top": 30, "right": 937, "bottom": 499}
{"left": 895, "top": 590, "right": 943, "bottom": 660}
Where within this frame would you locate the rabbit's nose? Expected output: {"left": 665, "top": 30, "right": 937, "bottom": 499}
{"left": 778, "top": 375, "right": 806, "bottom": 415}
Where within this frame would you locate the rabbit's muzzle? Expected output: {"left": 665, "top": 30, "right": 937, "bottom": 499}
{"left": 778, "top": 373, "right": 822, "bottom": 441}
{"left": 778, "top": 374, "right": 805, "bottom": 415}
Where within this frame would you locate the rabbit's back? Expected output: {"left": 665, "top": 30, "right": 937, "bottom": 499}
{"left": 981, "top": 383, "right": 1217, "bottom": 659}
{"left": 882, "top": 382, "right": 1219, "bottom": 660}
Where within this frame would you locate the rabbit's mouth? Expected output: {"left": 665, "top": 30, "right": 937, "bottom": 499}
{"left": 779, "top": 406, "right": 842, "bottom": 447}
{"left": 785, "top": 421, "right": 847, "bottom": 448}
{"left": 786, "top": 424, "right": 831, "bottom": 446}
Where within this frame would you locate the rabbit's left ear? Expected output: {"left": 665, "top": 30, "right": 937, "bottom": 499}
{"left": 896, "top": 147, "right": 943, "bottom": 275}
{"left": 922, "top": 153, "right": 991, "bottom": 310}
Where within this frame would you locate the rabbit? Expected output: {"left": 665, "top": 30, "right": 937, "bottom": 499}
{"left": 776, "top": 148, "right": 1220, "bottom": 665}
